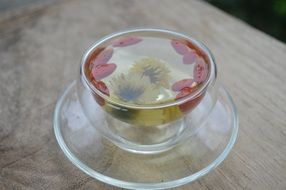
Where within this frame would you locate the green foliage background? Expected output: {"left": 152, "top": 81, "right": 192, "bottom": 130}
{"left": 206, "top": 0, "right": 286, "bottom": 43}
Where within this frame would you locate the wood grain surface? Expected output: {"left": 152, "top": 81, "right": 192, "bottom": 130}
{"left": 0, "top": 0, "right": 286, "bottom": 189}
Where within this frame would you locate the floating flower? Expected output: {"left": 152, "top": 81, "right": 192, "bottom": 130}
{"left": 175, "top": 87, "right": 195, "bottom": 100}
{"left": 90, "top": 80, "right": 109, "bottom": 106}
{"left": 92, "top": 63, "right": 117, "bottom": 80}
{"left": 129, "top": 58, "right": 171, "bottom": 88}
{"left": 88, "top": 47, "right": 105, "bottom": 70}
{"left": 112, "top": 36, "right": 142, "bottom": 47}
{"left": 172, "top": 79, "right": 195, "bottom": 92}
{"left": 171, "top": 39, "right": 190, "bottom": 55}
{"left": 183, "top": 51, "right": 198, "bottom": 64}
{"left": 109, "top": 73, "right": 158, "bottom": 104}
{"left": 193, "top": 58, "right": 208, "bottom": 83}
{"left": 92, "top": 48, "right": 113, "bottom": 65}
{"left": 93, "top": 80, "right": 109, "bottom": 95}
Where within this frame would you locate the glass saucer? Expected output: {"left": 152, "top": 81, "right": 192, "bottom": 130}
{"left": 54, "top": 81, "right": 238, "bottom": 190}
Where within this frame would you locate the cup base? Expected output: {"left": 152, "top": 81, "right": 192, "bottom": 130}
{"left": 54, "top": 81, "right": 238, "bottom": 189}
{"left": 106, "top": 114, "right": 187, "bottom": 154}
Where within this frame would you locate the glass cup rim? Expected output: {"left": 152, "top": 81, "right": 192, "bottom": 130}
{"left": 80, "top": 28, "right": 217, "bottom": 109}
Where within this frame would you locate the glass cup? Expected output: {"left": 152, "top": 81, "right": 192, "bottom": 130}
{"left": 76, "top": 28, "right": 217, "bottom": 154}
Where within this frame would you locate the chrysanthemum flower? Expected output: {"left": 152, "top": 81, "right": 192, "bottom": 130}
{"left": 109, "top": 73, "right": 159, "bottom": 104}
{"left": 129, "top": 58, "right": 171, "bottom": 88}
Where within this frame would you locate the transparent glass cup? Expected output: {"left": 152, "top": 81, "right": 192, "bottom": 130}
{"left": 76, "top": 28, "right": 217, "bottom": 154}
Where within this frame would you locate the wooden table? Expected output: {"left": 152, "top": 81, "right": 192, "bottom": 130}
{"left": 0, "top": 0, "right": 285, "bottom": 189}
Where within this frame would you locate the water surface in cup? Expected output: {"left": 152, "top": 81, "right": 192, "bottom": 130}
{"left": 85, "top": 34, "right": 210, "bottom": 107}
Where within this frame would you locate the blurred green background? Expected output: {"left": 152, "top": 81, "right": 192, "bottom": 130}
{"left": 205, "top": 0, "right": 286, "bottom": 43}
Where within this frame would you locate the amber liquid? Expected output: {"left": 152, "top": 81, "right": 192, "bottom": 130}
{"left": 85, "top": 35, "right": 209, "bottom": 126}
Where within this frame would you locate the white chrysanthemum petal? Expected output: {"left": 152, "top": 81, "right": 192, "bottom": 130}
{"left": 109, "top": 73, "right": 159, "bottom": 104}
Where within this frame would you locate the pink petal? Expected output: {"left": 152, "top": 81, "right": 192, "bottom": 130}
{"left": 112, "top": 36, "right": 142, "bottom": 47}
{"left": 92, "top": 63, "right": 117, "bottom": 80}
{"left": 172, "top": 79, "right": 194, "bottom": 91}
{"left": 175, "top": 87, "right": 192, "bottom": 100}
{"left": 94, "top": 81, "right": 109, "bottom": 95}
{"left": 194, "top": 58, "right": 208, "bottom": 83}
{"left": 93, "top": 48, "right": 113, "bottom": 65}
{"left": 171, "top": 39, "right": 189, "bottom": 55}
{"left": 183, "top": 51, "right": 197, "bottom": 64}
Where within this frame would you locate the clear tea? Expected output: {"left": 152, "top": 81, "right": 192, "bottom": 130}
{"left": 84, "top": 33, "right": 210, "bottom": 126}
